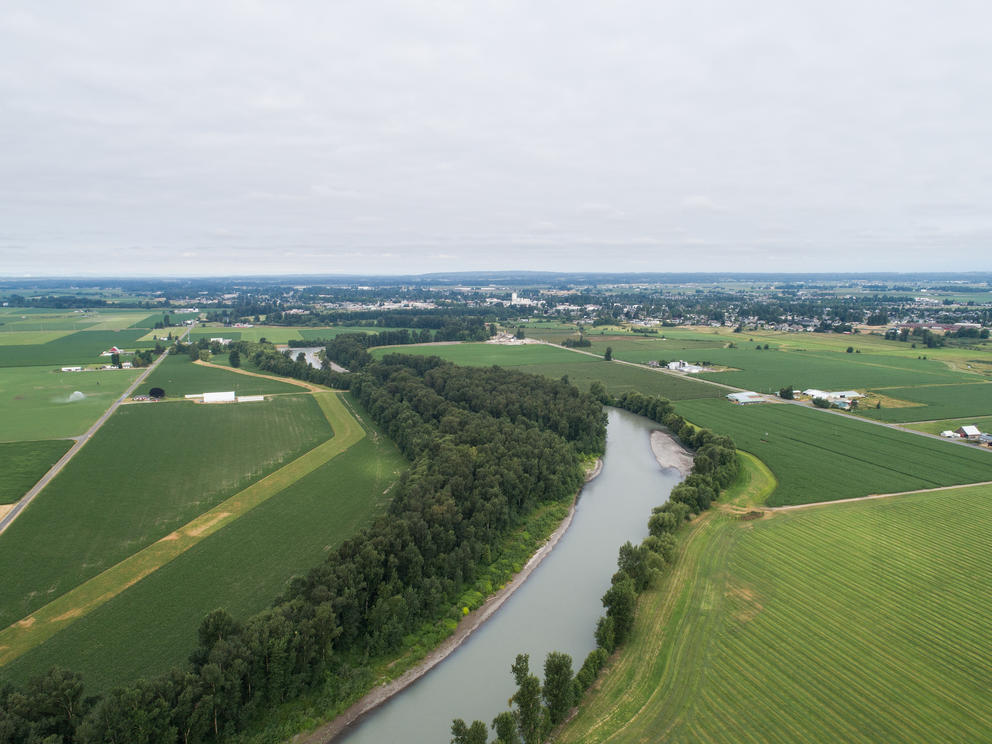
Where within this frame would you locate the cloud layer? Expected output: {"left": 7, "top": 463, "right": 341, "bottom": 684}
{"left": 2, "top": 1, "right": 990, "bottom": 275}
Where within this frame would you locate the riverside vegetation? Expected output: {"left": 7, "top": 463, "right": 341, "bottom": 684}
{"left": 0, "top": 353, "right": 606, "bottom": 744}
{"left": 450, "top": 390, "right": 740, "bottom": 744}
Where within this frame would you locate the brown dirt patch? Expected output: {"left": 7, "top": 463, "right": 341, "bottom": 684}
{"left": 185, "top": 511, "right": 232, "bottom": 537}
{"left": 53, "top": 608, "right": 83, "bottom": 623}
{"left": 728, "top": 585, "right": 763, "bottom": 623}
{"left": 16, "top": 617, "right": 36, "bottom": 629}
{"left": 160, "top": 532, "right": 180, "bottom": 541}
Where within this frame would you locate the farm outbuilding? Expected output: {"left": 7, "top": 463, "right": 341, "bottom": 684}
{"left": 956, "top": 425, "right": 982, "bottom": 439}
{"left": 727, "top": 391, "right": 765, "bottom": 404}
{"left": 202, "top": 391, "right": 236, "bottom": 404}
{"left": 237, "top": 395, "right": 265, "bottom": 403}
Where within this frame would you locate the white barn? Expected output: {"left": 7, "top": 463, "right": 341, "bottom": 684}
{"left": 202, "top": 391, "right": 236, "bottom": 403}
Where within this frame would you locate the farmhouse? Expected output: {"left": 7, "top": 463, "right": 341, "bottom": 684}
{"left": 727, "top": 391, "right": 765, "bottom": 404}
{"left": 668, "top": 360, "right": 704, "bottom": 373}
{"left": 209, "top": 337, "right": 233, "bottom": 345}
{"left": 956, "top": 425, "right": 982, "bottom": 440}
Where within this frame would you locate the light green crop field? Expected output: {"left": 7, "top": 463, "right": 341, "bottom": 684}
{"left": 0, "top": 394, "right": 332, "bottom": 628}
{"left": 513, "top": 360, "right": 724, "bottom": 401}
{"left": 0, "top": 329, "right": 153, "bottom": 368}
{"left": 560, "top": 484, "right": 992, "bottom": 743}
{"left": 0, "top": 440, "right": 73, "bottom": 504}
{"left": 368, "top": 342, "right": 724, "bottom": 400}
{"left": 0, "top": 366, "right": 142, "bottom": 441}
{"left": 370, "top": 341, "right": 589, "bottom": 367}
{"left": 904, "top": 415, "right": 992, "bottom": 436}
{"left": 297, "top": 326, "right": 412, "bottom": 340}
{"left": 3, "top": 431, "right": 407, "bottom": 691}
{"left": 138, "top": 354, "right": 302, "bottom": 397}
{"left": 0, "top": 331, "right": 78, "bottom": 346}
{"left": 183, "top": 326, "right": 306, "bottom": 343}
{"left": 857, "top": 382, "right": 992, "bottom": 423}
{"left": 675, "top": 399, "right": 992, "bottom": 506}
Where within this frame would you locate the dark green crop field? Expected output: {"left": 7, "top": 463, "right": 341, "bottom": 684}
{"left": 138, "top": 354, "right": 303, "bottom": 397}
{"left": 560, "top": 484, "right": 992, "bottom": 744}
{"left": 0, "top": 440, "right": 73, "bottom": 504}
{"left": 3, "top": 431, "right": 407, "bottom": 691}
{"left": 371, "top": 341, "right": 587, "bottom": 367}
{"left": 858, "top": 382, "right": 992, "bottom": 423}
{"left": 0, "top": 395, "right": 332, "bottom": 628}
{"left": 675, "top": 399, "right": 992, "bottom": 506}
{"left": 0, "top": 330, "right": 152, "bottom": 368}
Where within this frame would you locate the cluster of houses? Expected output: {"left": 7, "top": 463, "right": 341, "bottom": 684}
{"left": 940, "top": 425, "right": 992, "bottom": 445}
{"left": 800, "top": 389, "right": 863, "bottom": 410}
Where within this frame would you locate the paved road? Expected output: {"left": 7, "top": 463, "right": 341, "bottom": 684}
{"left": 0, "top": 349, "right": 170, "bottom": 537}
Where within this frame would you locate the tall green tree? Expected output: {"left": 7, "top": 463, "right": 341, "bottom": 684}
{"left": 492, "top": 710, "right": 520, "bottom": 744}
{"left": 542, "top": 651, "right": 575, "bottom": 725}
{"left": 451, "top": 718, "right": 489, "bottom": 744}
{"left": 511, "top": 654, "right": 543, "bottom": 744}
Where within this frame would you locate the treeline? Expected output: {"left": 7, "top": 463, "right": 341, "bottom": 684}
{"left": 451, "top": 389, "right": 739, "bottom": 743}
{"left": 0, "top": 355, "right": 605, "bottom": 744}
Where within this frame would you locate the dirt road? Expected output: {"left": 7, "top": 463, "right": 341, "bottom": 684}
{"left": 0, "top": 349, "right": 169, "bottom": 537}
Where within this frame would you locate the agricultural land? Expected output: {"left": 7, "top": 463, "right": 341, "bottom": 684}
{"left": 558, "top": 478, "right": 992, "bottom": 744}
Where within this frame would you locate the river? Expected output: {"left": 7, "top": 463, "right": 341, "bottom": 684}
{"left": 335, "top": 407, "right": 684, "bottom": 743}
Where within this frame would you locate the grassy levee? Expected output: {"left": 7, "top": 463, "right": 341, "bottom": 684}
{"left": 0, "top": 395, "right": 331, "bottom": 628}
{"left": 675, "top": 399, "right": 992, "bottom": 505}
{"left": 0, "top": 366, "right": 142, "bottom": 440}
{"left": 0, "top": 392, "right": 364, "bottom": 670}
{"left": 138, "top": 353, "right": 303, "bottom": 397}
{"left": 0, "top": 440, "right": 73, "bottom": 504}
{"left": 559, "top": 477, "right": 992, "bottom": 743}
{"left": 856, "top": 381, "right": 992, "bottom": 422}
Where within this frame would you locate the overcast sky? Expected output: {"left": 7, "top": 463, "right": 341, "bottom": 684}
{"left": 1, "top": 1, "right": 990, "bottom": 276}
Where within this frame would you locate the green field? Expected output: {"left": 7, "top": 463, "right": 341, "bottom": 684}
{"left": 138, "top": 355, "right": 303, "bottom": 397}
{"left": 3, "top": 429, "right": 406, "bottom": 691}
{"left": 857, "top": 382, "right": 992, "bottom": 423}
{"left": 0, "top": 366, "right": 142, "bottom": 440}
{"left": 675, "top": 399, "right": 992, "bottom": 505}
{"left": 0, "top": 395, "right": 332, "bottom": 628}
{"left": 0, "top": 329, "right": 153, "bottom": 368}
{"left": 560, "top": 484, "right": 992, "bottom": 743}
{"left": 514, "top": 360, "right": 724, "bottom": 401}
{"left": 371, "top": 341, "right": 588, "bottom": 367}
{"left": 0, "top": 440, "right": 73, "bottom": 504}
{"left": 369, "top": 342, "right": 724, "bottom": 400}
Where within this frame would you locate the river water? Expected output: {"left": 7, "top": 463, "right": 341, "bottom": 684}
{"left": 336, "top": 407, "right": 683, "bottom": 744}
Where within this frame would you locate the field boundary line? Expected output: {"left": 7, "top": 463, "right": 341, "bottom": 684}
{"left": 0, "top": 393, "right": 364, "bottom": 667}
{"left": 770, "top": 480, "right": 992, "bottom": 511}
{"left": 0, "top": 350, "right": 168, "bottom": 537}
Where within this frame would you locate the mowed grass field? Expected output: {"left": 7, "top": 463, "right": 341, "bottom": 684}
{"left": 138, "top": 354, "right": 303, "bottom": 397}
{"left": 0, "top": 440, "right": 73, "bottom": 504}
{"left": 3, "top": 429, "right": 407, "bottom": 691}
{"left": 560, "top": 484, "right": 992, "bottom": 743}
{"left": 0, "top": 394, "right": 332, "bottom": 628}
{"left": 675, "top": 399, "right": 992, "bottom": 506}
{"left": 0, "top": 365, "right": 142, "bottom": 440}
{"left": 857, "top": 382, "right": 992, "bottom": 423}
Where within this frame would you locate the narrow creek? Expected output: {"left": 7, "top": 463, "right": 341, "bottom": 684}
{"left": 335, "top": 407, "right": 685, "bottom": 743}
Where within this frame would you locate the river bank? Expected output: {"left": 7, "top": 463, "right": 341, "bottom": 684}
{"left": 298, "top": 458, "right": 604, "bottom": 744}
{"left": 650, "top": 429, "right": 694, "bottom": 476}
